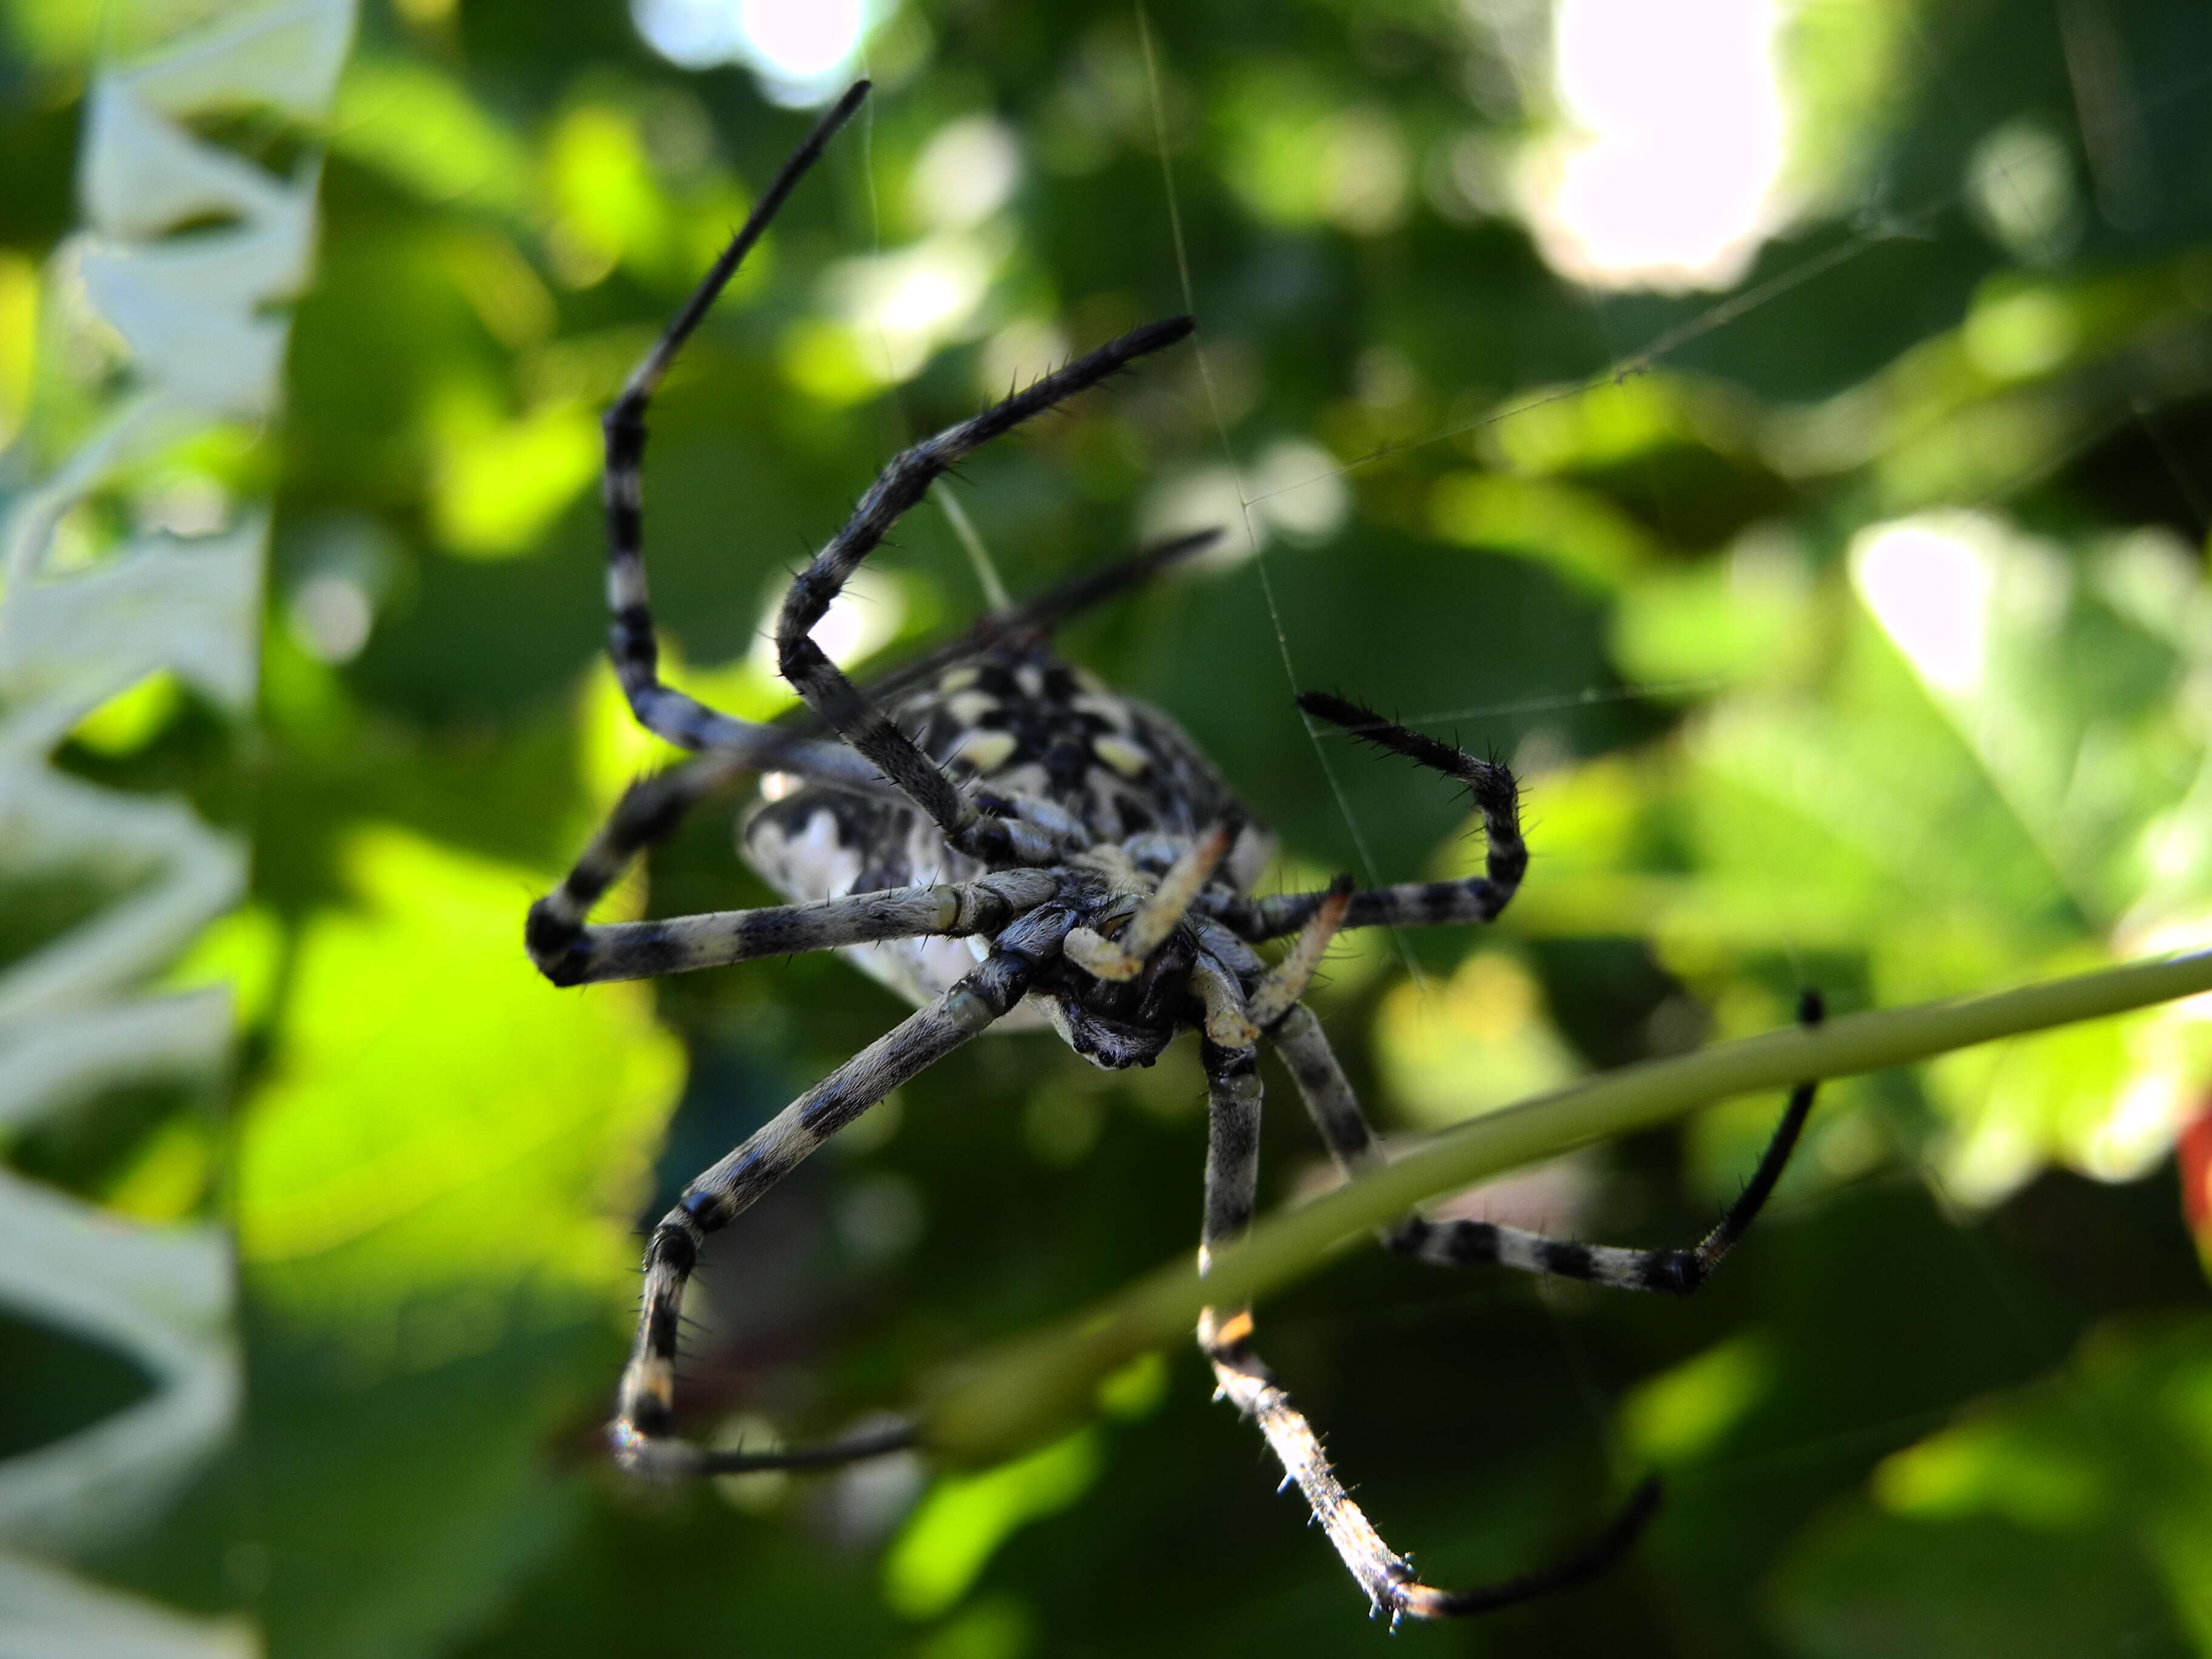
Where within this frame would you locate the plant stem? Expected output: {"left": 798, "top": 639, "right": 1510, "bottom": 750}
{"left": 920, "top": 948, "right": 2212, "bottom": 1466}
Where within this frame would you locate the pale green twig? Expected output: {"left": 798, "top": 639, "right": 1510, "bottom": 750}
{"left": 920, "top": 948, "right": 2212, "bottom": 1465}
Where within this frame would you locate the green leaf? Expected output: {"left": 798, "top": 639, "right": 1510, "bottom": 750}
{"left": 237, "top": 827, "right": 682, "bottom": 1659}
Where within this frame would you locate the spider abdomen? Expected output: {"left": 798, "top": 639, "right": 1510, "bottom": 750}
{"left": 740, "top": 643, "right": 1269, "bottom": 1020}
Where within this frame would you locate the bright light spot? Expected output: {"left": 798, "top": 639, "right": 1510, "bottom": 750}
{"left": 1850, "top": 514, "right": 1998, "bottom": 694}
{"left": 977, "top": 317, "right": 1070, "bottom": 401}
{"left": 1524, "top": 0, "right": 1786, "bottom": 291}
{"left": 1139, "top": 466, "right": 1255, "bottom": 563}
{"left": 820, "top": 1415, "right": 925, "bottom": 1545}
{"left": 2087, "top": 1070, "right": 2183, "bottom": 1183}
{"left": 1966, "top": 119, "right": 2081, "bottom": 265}
{"left": 631, "top": 0, "right": 869, "bottom": 106}
{"left": 1315, "top": 107, "right": 1409, "bottom": 236}
{"left": 742, "top": 0, "right": 863, "bottom": 79}
{"left": 1137, "top": 443, "right": 1349, "bottom": 563}
{"left": 911, "top": 116, "right": 1021, "bottom": 230}
{"left": 824, "top": 233, "right": 996, "bottom": 382}
{"left": 1249, "top": 439, "right": 1349, "bottom": 546}
{"left": 1377, "top": 948, "right": 1581, "bottom": 1127}
{"left": 290, "top": 572, "right": 374, "bottom": 663}
{"left": 431, "top": 395, "right": 602, "bottom": 557}
{"left": 752, "top": 561, "right": 905, "bottom": 676}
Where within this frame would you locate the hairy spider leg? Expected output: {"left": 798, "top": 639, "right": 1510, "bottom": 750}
{"left": 1268, "top": 990, "right": 1826, "bottom": 1296}
{"left": 1205, "top": 692, "right": 1527, "bottom": 940}
{"left": 614, "top": 902, "right": 1077, "bottom": 1476}
{"left": 538, "top": 868, "right": 1059, "bottom": 987}
{"left": 526, "top": 748, "right": 1047, "bottom": 984}
{"left": 598, "top": 80, "right": 879, "bottom": 785}
{"left": 1195, "top": 1011, "right": 1659, "bottom": 1621}
{"left": 774, "top": 315, "right": 1195, "bottom": 870}
{"left": 825, "top": 526, "right": 1224, "bottom": 726}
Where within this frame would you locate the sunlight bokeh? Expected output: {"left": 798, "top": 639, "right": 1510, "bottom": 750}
{"left": 1525, "top": 0, "right": 1787, "bottom": 290}
{"left": 632, "top": 0, "right": 870, "bottom": 104}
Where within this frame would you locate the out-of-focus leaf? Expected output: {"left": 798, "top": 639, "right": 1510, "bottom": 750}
{"left": 1497, "top": 504, "right": 2212, "bottom": 1203}
{"left": 0, "top": 1551, "right": 255, "bottom": 1659}
{"left": 237, "top": 826, "right": 682, "bottom": 1658}
{"left": 426, "top": 395, "right": 598, "bottom": 558}
{"left": 1373, "top": 947, "right": 1581, "bottom": 1127}
{"left": 1771, "top": 1316, "right": 2212, "bottom": 1656}
{"left": 882, "top": 1429, "right": 1100, "bottom": 1621}
{"left": 332, "top": 56, "right": 535, "bottom": 219}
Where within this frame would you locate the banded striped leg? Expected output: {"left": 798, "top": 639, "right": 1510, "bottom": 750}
{"left": 1269, "top": 993, "right": 1828, "bottom": 1296}
{"left": 528, "top": 751, "right": 752, "bottom": 979}
{"left": 1206, "top": 692, "right": 1525, "bottom": 941}
{"left": 1195, "top": 1036, "right": 1654, "bottom": 1621}
{"left": 774, "top": 316, "right": 1195, "bottom": 869}
{"left": 837, "top": 527, "right": 1224, "bottom": 722}
{"left": 535, "top": 868, "right": 1059, "bottom": 988}
{"left": 598, "top": 81, "right": 879, "bottom": 786}
{"left": 615, "top": 903, "right": 1076, "bottom": 1477}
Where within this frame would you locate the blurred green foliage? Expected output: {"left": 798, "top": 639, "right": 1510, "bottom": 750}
{"left": 5, "top": 0, "right": 2212, "bottom": 1654}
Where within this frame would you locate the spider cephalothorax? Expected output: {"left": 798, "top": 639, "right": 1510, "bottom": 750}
{"left": 526, "top": 81, "right": 1827, "bottom": 1624}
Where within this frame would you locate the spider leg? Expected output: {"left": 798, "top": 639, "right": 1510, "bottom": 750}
{"left": 1268, "top": 993, "right": 1826, "bottom": 1296}
{"left": 699, "top": 1420, "right": 916, "bottom": 1476}
{"left": 598, "top": 81, "right": 880, "bottom": 786}
{"left": 774, "top": 316, "right": 1195, "bottom": 868}
{"left": 614, "top": 902, "right": 1076, "bottom": 1477}
{"left": 831, "top": 526, "right": 1224, "bottom": 722}
{"left": 1205, "top": 693, "right": 1524, "bottom": 940}
{"left": 1245, "top": 874, "right": 1353, "bottom": 1028}
{"left": 528, "top": 748, "right": 751, "bottom": 971}
{"left": 1194, "top": 1032, "right": 1657, "bottom": 1620}
{"left": 532, "top": 868, "right": 1060, "bottom": 987}
{"left": 1064, "top": 815, "right": 1240, "bottom": 980}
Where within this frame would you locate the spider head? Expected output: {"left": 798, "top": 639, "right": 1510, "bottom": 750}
{"left": 1038, "top": 926, "right": 1195, "bottom": 1070}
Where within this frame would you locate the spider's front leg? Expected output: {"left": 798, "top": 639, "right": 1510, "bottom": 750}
{"left": 596, "top": 81, "right": 879, "bottom": 788}
{"left": 525, "top": 745, "right": 1059, "bottom": 986}
{"left": 773, "top": 317, "right": 1194, "bottom": 869}
{"left": 615, "top": 903, "right": 1075, "bottom": 1476}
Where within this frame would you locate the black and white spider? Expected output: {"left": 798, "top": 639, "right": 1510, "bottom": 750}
{"left": 525, "top": 81, "right": 1825, "bottom": 1624}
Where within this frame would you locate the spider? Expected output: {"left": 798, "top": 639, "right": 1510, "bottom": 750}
{"left": 526, "top": 80, "right": 1826, "bottom": 1624}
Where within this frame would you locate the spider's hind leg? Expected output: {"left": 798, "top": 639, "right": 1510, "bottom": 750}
{"left": 1194, "top": 1031, "right": 1659, "bottom": 1620}
{"left": 1270, "top": 992, "right": 1828, "bottom": 1297}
